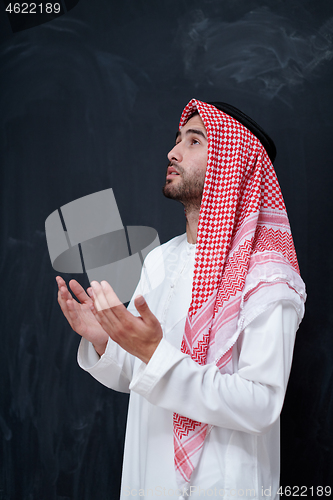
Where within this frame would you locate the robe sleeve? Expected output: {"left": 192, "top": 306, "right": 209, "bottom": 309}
{"left": 77, "top": 238, "right": 172, "bottom": 392}
{"left": 76, "top": 264, "right": 146, "bottom": 393}
{"left": 129, "top": 300, "right": 299, "bottom": 434}
{"left": 77, "top": 336, "right": 135, "bottom": 394}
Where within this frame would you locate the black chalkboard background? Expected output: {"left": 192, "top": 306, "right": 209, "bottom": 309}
{"left": 1, "top": 0, "right": 333, "bottom": 498}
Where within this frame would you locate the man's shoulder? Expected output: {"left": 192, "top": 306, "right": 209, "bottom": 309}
{"left": 159, "top": 233, "right": 188, "bottom": 251}
{"left": 144, "top": 233, "right": 187, "bottom": 266}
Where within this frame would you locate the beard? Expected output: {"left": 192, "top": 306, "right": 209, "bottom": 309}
{"left": 162, "top": 164, "right": 205, "bottom": 209}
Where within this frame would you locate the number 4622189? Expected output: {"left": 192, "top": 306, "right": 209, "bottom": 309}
{"left": 277, "top": 486, "right": 331, "bottom": 496}
{"left": 6, "top": 3, "right": 61, "bottom": 14}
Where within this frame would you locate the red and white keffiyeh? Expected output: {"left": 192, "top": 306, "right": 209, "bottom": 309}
{"left": 173, "top": 99, "right": 306, "bottom": 487}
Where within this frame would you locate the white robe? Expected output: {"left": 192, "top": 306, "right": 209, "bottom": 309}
{"left": 78, "top": 234, "right": 301, "bottom": 499}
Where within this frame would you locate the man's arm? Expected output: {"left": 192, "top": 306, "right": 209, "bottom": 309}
{"left": 86, "top": 280, "right": 299, "bottom": 434}
{"left": 76, "top": 283, "right": 162, "bottom": 393}
{"left": 90, "top": 280, "right": 163, "bottom": 364}
{"left": 128, "top": 301, "right": 298, "bottom": 434}
{"left": 56, "top": 276, "right": 109, "bottom": 356}
{"left": 56, "top": 276, "right": 137, "bottom": 392}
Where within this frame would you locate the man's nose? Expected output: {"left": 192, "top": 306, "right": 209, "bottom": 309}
{"left": 167, "top": 143, "right": 183, "bottom": 163}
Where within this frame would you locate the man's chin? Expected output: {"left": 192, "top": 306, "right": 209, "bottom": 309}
{"left": 162, "top": 183, "right": 179, "bottom": 200}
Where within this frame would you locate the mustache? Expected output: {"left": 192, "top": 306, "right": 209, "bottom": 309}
{"left": 167, "top": 161, "right": 184, "bottom": 174}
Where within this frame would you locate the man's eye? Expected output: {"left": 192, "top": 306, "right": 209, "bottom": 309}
{"left": 191, "top": 138, "right": 200, "bottom": 145}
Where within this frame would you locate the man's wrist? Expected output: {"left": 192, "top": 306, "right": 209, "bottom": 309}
{"left": 139, "top": 338, "right": 163, "bottom": 364}
{"left": 93, "top": 340, "right": 108, "bottom": 358}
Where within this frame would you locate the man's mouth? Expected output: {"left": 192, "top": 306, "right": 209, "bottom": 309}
{"left": 166, "top": 165, "right": 180, "bottom": 179}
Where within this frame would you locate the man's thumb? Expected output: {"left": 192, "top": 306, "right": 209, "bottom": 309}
{"left": 134, "top": 295, "right": 150, "bottom": 317}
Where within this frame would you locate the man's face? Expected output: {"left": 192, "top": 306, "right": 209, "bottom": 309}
{"left": 163, "top": 114, "right": 208, "bottom": 208}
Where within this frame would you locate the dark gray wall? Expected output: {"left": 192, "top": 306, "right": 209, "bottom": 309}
{"left": 1, "top": 0, "right": 333, "bottom": 498}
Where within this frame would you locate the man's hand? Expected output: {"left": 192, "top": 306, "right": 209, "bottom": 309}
{"left": 56, "top": 276, "right": 109, "bottom": 356}
{"left": 90, "top": 280, "right": 163, "bottom": 364}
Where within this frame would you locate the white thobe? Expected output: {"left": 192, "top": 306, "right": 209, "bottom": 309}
{"left": 78, "top": 234, "right": 301, "bottom": 500}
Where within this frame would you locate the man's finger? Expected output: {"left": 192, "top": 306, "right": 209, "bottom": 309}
{"left": 134, "top": 295, "right": 155, "bottom": 324}
{"left": 57, "top": 285, "right": 78, "bottom": 327}
{"left": 56, "top": 277, "right": 69, "bottom": 296}
{"left": 90, "top": 281, "right": 113, "bottom": 311}
{"left": 91, "top": 280, "right": 122, "bottom": 310}
{"left": 69, "top": 280, "right": 92, "bottom": 305}
{"left": 56, "top": 276, "right": 66, "bottom": 288}
{"left": 95, "top": 309, "right": 112, "bottom": 329}
{"left": 101, "top": 281, "right": 123, "bottom": 308}
{"left": 65, "top": 299, "right": 83, "bottom": 330}
{"left": 100, "top": 281, "right": 131, "bottom": 323}
{"left": 57, "top": 289, "right": 70, "bottom": 319}
{"left": 56, "top": 277, "right": 74, "bottom": 303}
{"left": 93, "top": 282, "right": 128, "bottom": 330}
{"left": 59, "top": 284, "right": 72, "bottom": 302}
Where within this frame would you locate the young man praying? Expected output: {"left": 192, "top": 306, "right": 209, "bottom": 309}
{"left": 56, "top": 99, "right": 306, "bottom": 499}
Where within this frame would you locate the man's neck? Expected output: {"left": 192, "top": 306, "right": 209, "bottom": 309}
{"left": 185, "top": 206, "right": 200, "bottom": 244}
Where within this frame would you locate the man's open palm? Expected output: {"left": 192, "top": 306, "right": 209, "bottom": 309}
{"left": 56, "top": 276, "right": 109, "bottom": 355}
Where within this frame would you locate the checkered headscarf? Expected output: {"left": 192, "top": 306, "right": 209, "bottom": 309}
{"left": 173, "top": 99, "right": 306, "bottom": 487}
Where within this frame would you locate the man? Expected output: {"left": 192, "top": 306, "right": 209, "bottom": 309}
{"left": 56, "top": 99, "right": 306, "bottom": 498}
